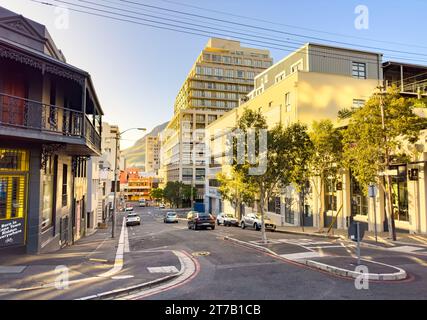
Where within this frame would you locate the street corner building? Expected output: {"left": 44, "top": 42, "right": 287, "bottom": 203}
{"left": 0, "top": 6, "right": 103, "bottom": 254}
{"left": 205, "top": 42, "right": 427, "bottom": 235}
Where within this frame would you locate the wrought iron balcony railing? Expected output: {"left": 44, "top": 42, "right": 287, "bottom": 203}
{"left": 0, "top": 92, "right": 100, "bottom": 151}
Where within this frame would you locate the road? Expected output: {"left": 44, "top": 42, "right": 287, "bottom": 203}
{"left": 128, "top": 206, "right": 427, "bottom": 300}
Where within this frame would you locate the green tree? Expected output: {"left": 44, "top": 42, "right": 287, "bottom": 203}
{"left": 217, "top": 168, "right": 257, "bottom": 220}
{"left": 150, "top": 188, "right": 164, "bottom": 203}
{"left": 343, "top": 86, "right": 427, "bottom": 240}
{"left": 232, "top": 109, "right": 296, "bottom": 243}
{"left": 309, "top": 120, "right": 343, "bottom": 230}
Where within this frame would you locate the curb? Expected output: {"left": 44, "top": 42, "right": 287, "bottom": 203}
{"left": 76, "top": 274, "right": 180, "bottom": 300}
{"left": 275, "top": 229, "right": 340, "bottom": 240}
{"left": 304, "top": 258, "right": 407, "bottom": 281}
{"left": 224, "top": 236, "right": 407, "bottom": 281}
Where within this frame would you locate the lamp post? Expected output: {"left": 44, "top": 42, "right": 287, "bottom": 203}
{"left": 112, "top": 127, "right": 146, "bottom": 238}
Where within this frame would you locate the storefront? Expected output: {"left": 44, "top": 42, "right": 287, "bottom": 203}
{"left": 0, "top": 148, "right": 28, "bottom": 249}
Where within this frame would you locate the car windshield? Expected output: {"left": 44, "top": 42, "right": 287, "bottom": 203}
{"left": 127, "top": 213, "right": 137, "bottom": 217}
{"left": 167, "top": 213, "right": 176, "bottom": 216}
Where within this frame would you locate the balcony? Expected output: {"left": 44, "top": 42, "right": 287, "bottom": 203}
{"left": 0, "top": 92, "right": 101, "bottom": 155}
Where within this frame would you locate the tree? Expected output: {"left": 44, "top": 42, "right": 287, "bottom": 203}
{"left": 182, "top": 184, "right": 197, "bottom": 206}
{"left": 163, "top": 181, "right": 197, "bottom": 208}
{"left": 309, "top": 120, "right": 343, "bottom": 231}
{"left": 217, "top": 168, "right": 257, "bottom": 220}
{"left": 343, "top": 86, "right": 427, "bottom": 240}
{"left": 150, "top": 188, "right": 164, "bottom": 203}
{"left": 231, "top": 109, "right": 295, "bottom": 243}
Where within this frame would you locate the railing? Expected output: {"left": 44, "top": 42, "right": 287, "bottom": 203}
{"left": 387, "top": 79, "right": 427, "bottom": 95}
{"left": 0, "top": 92, "right": 100, "bottom": 151}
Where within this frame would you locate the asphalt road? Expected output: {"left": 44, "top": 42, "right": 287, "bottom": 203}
{"left": 130, "top": 206, "right": 427, "bottom": 300}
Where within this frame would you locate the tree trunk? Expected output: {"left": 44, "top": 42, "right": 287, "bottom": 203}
{"left": 260, "top": 185, "right": 267, "bottom": 244}
{"left": 318, "top": 175, "right": 325, "bottom": 231}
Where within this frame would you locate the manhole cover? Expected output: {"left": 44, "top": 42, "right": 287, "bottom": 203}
{"left": 192, "top": 251, "right": 210, "bottom": 257}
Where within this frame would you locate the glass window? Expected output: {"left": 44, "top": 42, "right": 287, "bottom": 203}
{"left": 62, "top": 164, "right": 68, "bottom": 207}
{"left": 351, "top": 175, "right": 368, "bottom": 216}
{"left": 391, "top": 166, "right": 409, "bottom": 222}
{"left": 324, "top": 179, "right": 337, "bottom": 211}
{"left": 352, "top": 62, "right": 367, "bottom": 79}
{"left": 285, "top": 92, "right": 291, "bottom": 112}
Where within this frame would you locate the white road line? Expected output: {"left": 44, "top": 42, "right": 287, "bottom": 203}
{"left": 0, "top": 266, "right": 26, "bottom": 274}
{"left": 280, "top": 251, "right": 325, "bottom": 261}
{"left": 99, "top": 217, "right": 126, "bottom": 278}
{"left": 388, "top": 245, "right": 426, "bottom": 253}
{"left": 147, "top": 266, "right": 179, "bottom": 274}
{"left": 124, "top": 225, "right": 130, "bottom": 253}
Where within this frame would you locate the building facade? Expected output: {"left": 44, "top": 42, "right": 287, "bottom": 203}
{"left": 145, "top": 135, "right": 160, "bottom": 174}
{"left": 160, "top": 38, "right": 272, "bottom": 202}
{"left": 0, "top": 7, "right": 103, "bottom": 253}
{"left": 120, "top": 168, "right": 158, "bottom": 202}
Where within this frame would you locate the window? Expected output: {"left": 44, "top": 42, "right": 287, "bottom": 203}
{"left": 350, "top": 175, "right": 368, "bottom": 216}
{"left": 42, "top": 156, "right": 55, "bottom": 230}
{"left": 285, "top": 92, "right": 291, "bottom": 112}
{"left": 352, "top": 99, "right": 366, "bottom": 109}
{"left": 237, "top": 70, "right": 244, "bottom": 78}
{"left": 247, "top": 71, "right": 255, "bottom": 79}
{"left": 352, "top": 62, "right": 367, "bottom": 79}
{"left": 391, "top": 166, "right": 409, "bottom": 222}
{"left": 225, "top": 69, "right": 234, "bottom": 78}
{"left": 62, "top": 164, "right": 68, "bottom": 207}
{"left": 291, "top": 60, "right": 303, "bottom": 73}
{"left": 324, "top": 179, "right": 337, "bottom": 211}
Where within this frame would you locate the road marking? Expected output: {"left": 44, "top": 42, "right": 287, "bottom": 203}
{"left": 388, "top": 245, "right": 425, "bottom": 253}
{"left": 124, "top": 225, "right": 130, "bottom": 253}
{"left": 147, "top": 266, "right": 179, "bottom": 274}
{"left": 280, "top": 251, "right": 324, "bottom": 261}
{"left": 306, "top": 245, "right": 345, "bottom": 249}
{"left": 99, "top": 217, "right": 126, "bottom": 278}
{"left": 368, "top": 236, "right": 396, "bottom": 247}
{"left": 409, "top": 256, "right": 427, "bottom": 267}
{"left": 0, "top": 266, "right": 26, "bottom": 274}
{"left": 89, "top": 258, "right": 108, "bottom": 263}
{"left": 112, "top": 275, "right": 135, "bottom": 280}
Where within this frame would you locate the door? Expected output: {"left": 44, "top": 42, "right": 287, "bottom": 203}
{"left": 1, "top": 76, "right": 26, "bottom": 126}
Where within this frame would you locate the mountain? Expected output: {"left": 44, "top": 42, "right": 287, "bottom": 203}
{"left": 122, "top": 122, "right": 168, "bottom": 169}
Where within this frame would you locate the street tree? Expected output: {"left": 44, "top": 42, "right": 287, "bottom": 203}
{"left": 309, "top": 120, "right": 343, "bottom": 230}
{"left": 231, "top": 109, "right": 296, "bottom": 243}
{"left": 343, "top": 86, "right": 427, "bottom": 240}
{"left": 150, "top": 188, "right": 164, "bottom": 203}
{"left": 217, "top": 168, "right": 257, "bottom": 220}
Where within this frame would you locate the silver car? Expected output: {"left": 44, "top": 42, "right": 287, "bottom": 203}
{"left": 164, "top": 212, "right": 178, "bottom": 223}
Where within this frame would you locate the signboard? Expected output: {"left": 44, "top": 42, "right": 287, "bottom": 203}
{"left": 0, "top": 218, "right": 25, "bottom": 248}
{"left": 368, "top": 185, "right": 378, "bottom": 198}
{"left": 348, "top": 221, "right": 365, "bottom": 242}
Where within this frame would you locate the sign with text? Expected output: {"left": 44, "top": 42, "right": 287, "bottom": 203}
{"left": 0, "top": 218, "right": 25, "bottom": 248}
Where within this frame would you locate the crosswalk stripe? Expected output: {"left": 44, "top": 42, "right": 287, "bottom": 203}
{"left": 389, "top": 245, "right": 425, "bottom": 253}
{"left": 280, "top": 251, "right": 324, "bottom": 261}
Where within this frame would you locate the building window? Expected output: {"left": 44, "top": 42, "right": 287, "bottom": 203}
{"left": 41, "top": 156, "right": 55, "bottom": 230}
{"left": 324, "top": 178, "right": 337, "bottom": 212}
{"left": 285, "top": 92, "right": 291, "bottom": 112}
{"left": 291, "top": 60, "right": 303, "bottom": 73}
{"left": 352, "top": 62, "right": 367, "bottom": 79}
{"left": 62, "top": 164, "right": 68, "bottom": 207}
{"left": 351, "top": 175, "right": 368, "bottom": 216}
{"left": 237, "top": 70, "right": 244, "bottom": 78}
{"left": 391, "top": 166, "right": 409, "bottom": 222}
{"left": 352, "top": 99, "right": 366, "bottom": 109}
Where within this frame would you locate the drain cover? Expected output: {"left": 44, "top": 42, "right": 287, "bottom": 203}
{"left": 192, "top": 251, "right": 210, "bottom": 257}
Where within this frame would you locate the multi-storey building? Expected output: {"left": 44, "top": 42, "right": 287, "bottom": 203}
{"left": 145, "top": 135, "right": 160, "bottom": 174}
{"left": 206, "top": 43, "right": 383, "bottom": 227}
{"left": 160, "top": 38, "right": 272, "bottom": 202}
{"left": 120, "top": 168, "right": 157, "bottom": 202}
{"left": 0, "top": 7, "right": 103, "bottom": 253}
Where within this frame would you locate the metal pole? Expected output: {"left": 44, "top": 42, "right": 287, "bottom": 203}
{"left": 373, "top": 196, "right": 378, "bottom": 243}
{"left": 356, "top": 222, "right": 361, "bottom": 265}
{"left": 112, "top": 133, "right": 119, "bottom": 238}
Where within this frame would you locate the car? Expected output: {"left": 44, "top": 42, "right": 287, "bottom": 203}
{"left": 240, "top": 213, "right": 276, "bottom": 231}
{"left": 126, "top": 213, "right": 141, "bottom": 226}
{"left": 159, "top": 203, "right": 165, "bottom": 209}
{"left": 186, "top": 210, "right": 198, "bottom": 220}
{"left": 125, "top": 206, "right": 134, "bottom": 213}
{"left": 188, "top": 212, "right": 216, "bottom": 230}
{"left": 139, "top": 199, "right": 146, "bottom": 207}
{"left": 164, "top": 212, "right": 179, "bottom": 223}
{"left": 216, "top": 213, "right": 239, "bottom": 227}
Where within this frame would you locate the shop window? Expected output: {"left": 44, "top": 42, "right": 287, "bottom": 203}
{"left": 62, "top": 164, "right": 68, "bottom": 207}
{"left": 351, "top": 175, "right": 368, "bottom": 216}
{"left": 324, "top": 178, "right": 337, "bottom": 212}
{"left": 42, "top": 156, "right": 55, "bottom": 230}
{"left": 391, "top": 166, "right": 409, "bottom": 222}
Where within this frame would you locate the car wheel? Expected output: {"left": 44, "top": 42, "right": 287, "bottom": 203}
{"left": 193, "top": 224, "right": 197, "bottom": 231}
{"left": 211, "top": 225, "right": 215, "bottom": 230}
{"left": 188, "top": 224, "right": 192, "bottom": 230}
{"left": 241, "top": 222, "right": 245, "bottom": 229}
{"left": 255, "top": 223, "right": 260, "bottom": 231}
{"left": 217, "top": 220, "right": 220, "bottom": 226}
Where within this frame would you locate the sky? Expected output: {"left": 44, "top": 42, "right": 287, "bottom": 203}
{"left": 1, "top": 0, "right": 426, "bottom": 148}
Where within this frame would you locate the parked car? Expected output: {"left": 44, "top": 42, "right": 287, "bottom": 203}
{"left": 159, "top": 203, "right": 165, "bottom": 209}
{"left": 240, "top": 214, "right": 276, "bottom": 231}
{"left": 188, "top": 212, "right": 216, "bottom": 230}
{"left": 126, "top": 213, "right": 141, "bottom": 226}
{"left": 186, "top": 210, "right": 198, "bottom": 220}
{"left": 139, "top": 199, "right": 146, "bottom": 207}
{"left": 125, "top": 205, "right": 134, "bottom": 212}
{"left": 216, "top": 213, "right": 239, "bottom": 227}
{"left": 164, "top": 212, "right": 178, "bottom": 223}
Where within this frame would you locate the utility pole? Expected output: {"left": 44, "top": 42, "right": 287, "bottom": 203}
{"left": 112, "top": 132, "right": 119, "bottom": 238}
{"left": 378, "top": 86, "right": 397, "bottom": 241}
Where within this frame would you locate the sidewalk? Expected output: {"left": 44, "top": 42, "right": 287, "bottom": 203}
{"left": 0, "top": 215, "right": 183, "bottom": 300}
{"left": 275, "top": 225, "right": 427, "bottom": 248}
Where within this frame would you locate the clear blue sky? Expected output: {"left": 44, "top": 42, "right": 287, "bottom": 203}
{"left": 1, "top": 0, "right": 426, "bottom": 148}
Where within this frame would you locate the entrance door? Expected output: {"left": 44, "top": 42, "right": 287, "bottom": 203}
{"left": 1, "top": 76, "right": 27, "bottom": 126}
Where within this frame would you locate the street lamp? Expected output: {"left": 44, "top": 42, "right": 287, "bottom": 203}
{"left": 112, "top": 127, "right": 146, "bottom": 238}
